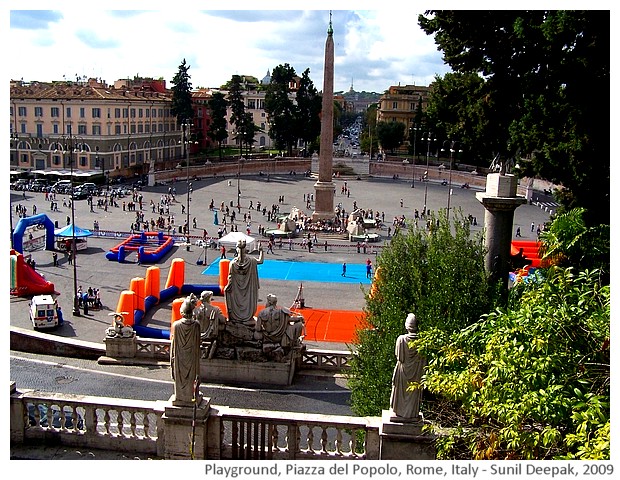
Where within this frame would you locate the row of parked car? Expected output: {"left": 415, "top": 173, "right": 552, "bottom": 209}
{"left": 11, "top": 178, "right": 139, "bottom": 199}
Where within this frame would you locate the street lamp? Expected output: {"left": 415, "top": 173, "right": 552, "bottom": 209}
{"left": 178, "top": 122, "right": 196, "bottom": 251}
{"left": 237, "top": 155, "right": 245, "bottom": 210}
{"left": 441, "top": 140, "right": 463, "bottom": 218}
{"left": 55, "top": 136, "right": 82, "bottom": 316}
{"left": 410, "top": 124, "right": 419, "bottom": 188}
{"left": 9, "top": 132, "right": 19, "bottom": 249}
{"left": 422, "top": 132, "right": 436, "bottom": 214}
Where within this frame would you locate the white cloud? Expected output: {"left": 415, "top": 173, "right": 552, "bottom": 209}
{"left": 8, "top": 8, "right": 451, "bottom": 92}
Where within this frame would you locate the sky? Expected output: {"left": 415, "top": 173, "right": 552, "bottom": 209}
{"left": 6, "top": 4, "right": 453, "bottom": 93}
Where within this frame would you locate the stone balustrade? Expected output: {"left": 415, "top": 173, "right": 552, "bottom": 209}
{"left": 10, "top": 382, "right": 383, "bottom": 460}
{"left": 216, "top": 406, "right": 380, "bottom": 460}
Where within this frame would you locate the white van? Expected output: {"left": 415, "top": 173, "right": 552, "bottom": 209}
{"left": 29, "top": 295, "right": 61, "bottom": 329}
{"left": 52, "top": 180, "right": 72, "bottom": 193}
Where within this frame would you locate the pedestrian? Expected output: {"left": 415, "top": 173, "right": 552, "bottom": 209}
{"left": 52, "top": 251, "right": 58, "bottom": 267}
{"left": 342, "top": 262, "right": 347, "bottom": 277}
{"left": 531, "top": 222, "right": 535, "bottom": 232}
{"left": 324, "top": 240, "right": 328, "bottom": 252}
{"left": 67, "top": 250, "right": 73, "bottom": 265}
{"left": 400, "top": 198, "right": 404, "bottom": 208}
{"left": 516, "top": 227, "right": 522, "bottom": 237}
{"left": 220, "top": 245, "right": 226, "bottom": 259}
{"left": 366, "top": 259, "right": 372, "bottom": 279}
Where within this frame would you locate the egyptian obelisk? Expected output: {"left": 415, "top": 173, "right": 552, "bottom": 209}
{"left": 312, "top": 14, "right": 336, "bottom": 221}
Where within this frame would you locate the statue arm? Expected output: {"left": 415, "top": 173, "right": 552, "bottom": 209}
{"left": 256, "top": 244, "right": 264, "bottom": 264}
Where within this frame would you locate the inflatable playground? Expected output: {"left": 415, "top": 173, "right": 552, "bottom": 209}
{"left": 509, "top": 240, "right": 547, "bottom": 284}
{"left": 105, "top": 231, "right": 175, "bottom": 263}
{"left": 10, "top": 249, "right": 56, "bottom": 297}
{"left": 113, "top": 257, "right": 366, "bottom": 343}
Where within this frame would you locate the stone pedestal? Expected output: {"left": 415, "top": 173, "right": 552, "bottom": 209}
{"left": 103, "top": 335, "right": 137, "bottom": 358}
{"left": 200, "top": 352, "right": 299, "bottom": 386}
{"left": 379, "top": 410, "right": 436, "bottom": 459}
{"left": 162, "top": 395, "right": 212, "bottom": 459}
{"left": 312, "top": 180, "right": 336, "bottom": 221}
{"left": 476, "top": 174, "right": 527, "bottom": 288}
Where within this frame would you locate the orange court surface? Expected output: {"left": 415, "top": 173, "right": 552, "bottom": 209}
{"left": 212, "top": 301, "right": 364, "bottom": 344}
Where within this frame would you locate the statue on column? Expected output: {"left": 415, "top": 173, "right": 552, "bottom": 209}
{"left": 170, "top": 293, "right": 202, "bottom": 406}
{"left": 224, "top": 239, "right": 264, "bottom": 326}
{"left": 389, "top": 313, "right": 426, "bottom": 421}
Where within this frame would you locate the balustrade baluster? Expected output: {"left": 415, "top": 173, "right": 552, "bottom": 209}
{"left": 307, "top": 426, "right": 315, "bottom": 453}
{"left": 252, "top": 421, "right": 259, "bottom": 459}
{"left": 130, "top": 411, "right": 137, "bottom": 437}
{"left": 270, "top": 424, "right": 278, "bottom": 456}
{"left": 232, "top": 421, "right": 239, "bottom": 458}
{"left": 103, "top": 409, "right": 111, "bottom": 434}
{"left": 350, "top": 429, "right": 358, "bottom": 457}
{"left": 335, "top": 428, "right": 343, "bottom": 455}
{"left": 320, "top": 427, "right": 328, "bottom": 454}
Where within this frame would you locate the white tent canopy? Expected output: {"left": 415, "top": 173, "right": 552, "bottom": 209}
{"left": 217, "top": 231, "right": 258, "bottom": 253}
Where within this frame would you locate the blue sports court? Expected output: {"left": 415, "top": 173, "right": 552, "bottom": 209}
{"left": 201, "top": 258, "right": 372, "bottom": 284}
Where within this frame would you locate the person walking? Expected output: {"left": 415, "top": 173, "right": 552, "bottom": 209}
{"left": 220, "top": 245, "right": 226, "bottom": 259}
{"left": 342, "top": 262, "right": 347, "bottom": 277}
{"left": 516, "top": 226, "right": 522, "bottom": 237}
{"left": 52, "top": 251, "right": 58, "bottom": 267}
{"left": 366, "top": 259, "right": 372, "bottom": 279}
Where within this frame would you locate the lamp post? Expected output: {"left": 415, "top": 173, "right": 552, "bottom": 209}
{"left": 9, "top": 132, "right": 19, "bottom": 249}
{"left": 57, "top": 135, "right": 82, "bottom": 316}
{"left": 441, "top": 140, "right": 463, "bottom": 218}
{"left": 410, "top": 124, "right": 419, "bottom": 188}
{"left": 237, "top": 155, "right": 245, "bottom": 210}
{"left": 422, "top": 132, "right": 436, "bottom": 214}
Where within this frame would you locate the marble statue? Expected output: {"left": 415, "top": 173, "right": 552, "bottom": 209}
{"left": 105, "top": 312, "right": 134, "bottom": 338}
{"left": 170, "top": 294, "right": 202, "bottom": 405}
{"left": 194, "top": 290, "right": 226, "bottom": 358}
{"left": 254, "top": 294, "right": 305, "bottom": 354}
{"left": 390, "top": 313, "right": 426, "bottom": 420}
{"left": 224, "top": 239, "right": 264, "bottom": 325}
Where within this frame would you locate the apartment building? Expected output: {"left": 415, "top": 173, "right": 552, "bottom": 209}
{"left": 376, "top": 83, "right": 432, "bottom": 129}
{"left": 10, "top": 78, "right": 182, "bottom": 178}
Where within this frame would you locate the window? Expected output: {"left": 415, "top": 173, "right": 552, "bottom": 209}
{"left": 80, "top": 107, "right": 85, "bottom": 118}
{"left": 78, "top": 124, "right": 87, "bottom": 135}
{"left": 130, "top": 108, "right": 136, "bottom": 118}
{"left": 123, "top": 108, "right": 128, "bottom": 118}
{"left": 115, "top": 108, "right": 121, "bottom": 118}
{"left": 36, "top": 124, "right": 43, "bottom": 137}
{"left": 53, "top": 124, "right": 59, "bottom": 134}
{"left": 20, "top": 123, "right": 27, "bottom": 133}
{"left": 80, "top": 156, "right": 87, "bottom": 167}
{"left": 52, "top": 155, "right": 61, "bottom": 166}
{"left": 66, "top": 107, "right": 72, "bottom": 118}
{"left": 138, "top": 108, "right": 143, "bottom": 118}
{"left": 34, "top": 106, "right": 43, "bottom": 117}
{"left": 392, "top": 102, "right": 398, "bottom": 109}
{"left": 18, "top": 106, "right": 27, "bottom": 116}
{"left": 145, "top": 124, "right": 150, "bottom": 133}
{"left": 92, "top": 108, "right": 101, "bottom": 118}
{"left": 152, "top": 108, "right": 157, "bottom": 118}
{"left": 115, "top": 125, "right": 121, "bottom": 135}
{"left": 145, "top": 108, "right": 150, "bottom": 118}
{"left": 138, "top": 124, "right": 143, "bottom": 133}
{"left": 247, "top": 99, "right": 256, "bottom": 109}
{"left": 51, "top": 107, "right": 60, "bottom": 117}
{"left": 92, "top": 125, "right": 101, "bottom": 135}
{"left": 130, "top": 124, "right": 136, "bottom": 134}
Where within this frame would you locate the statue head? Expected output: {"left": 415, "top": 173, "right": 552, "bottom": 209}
{"left": 266, "top": 294, "right": 278, "bottom": 307}
{"left": 405, "top": 313, "right": 417, "bottom": 333}
{"left": 200, "top": 290, "right": 213, "bottom": 304}
{"left": 181, "top": 293, "right": 198, "bottom": 319}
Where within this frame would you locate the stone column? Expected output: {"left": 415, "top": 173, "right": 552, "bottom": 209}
{"left": 379, "top": 411, "right": 437, "bottom": 459}
{"left": 162, "top": 395, "right": 212, "bottom": 459}
{"left": 312, "top": 19, "right": 336, "bottom": 221}
{"left": 476, "top": 174, "right": 527, "bottom": 289}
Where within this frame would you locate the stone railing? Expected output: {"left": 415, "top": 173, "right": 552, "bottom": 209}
{"left": 116, "top": 337, "right": 352, "bottom": 372}
{"left": 215, "top": 406, "right": 380, "bottom": 460}
{"left": 10, "top": 383, "right": 165, "bottom": 457}
{"left": 10, "top": 383, "right": 384, "bottom": 460}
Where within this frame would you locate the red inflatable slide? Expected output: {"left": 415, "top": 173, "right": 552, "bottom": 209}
{"left": 10, "top": 249, "right": 56, "bottom": 297}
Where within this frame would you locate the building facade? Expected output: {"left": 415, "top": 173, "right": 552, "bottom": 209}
{"left": 10, "top": 78, "right": 182, "bottom": 179}
{"left": 376, "top": 84, "right": 432, "bottom": 129}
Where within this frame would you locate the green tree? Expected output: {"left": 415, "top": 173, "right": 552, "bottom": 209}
{"left": 227, "top": 75, "right": 246, "bottom": 154}
{"left": 170, "top": 59, "right": 194, "bottom": 125}
{"left": 207, "top": 91, "right": 228, "bottom": 160}
{"left": 265, "top": 64, "right": 298, "bottom": 155}
{"left": 418, "top": 11, "right": 609, "bottom": 226}
{"left": 348, "top": 210, "right": 497, "bottom": 417}
{"left": 418, "top": 266, "right": 610, "bottom": 459}
{"left": 376, "top": 120, "right": 405, "bottom": 154}
{"left": 296, "top": 68, "right": 322, "bottom": 155}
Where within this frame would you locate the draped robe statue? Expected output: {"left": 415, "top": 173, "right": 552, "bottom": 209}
{"left": 224, "top": 239, "right": 264, "bottom": 325}
{"left": 170, "top": 294, "right": 201, "bottom": 405}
